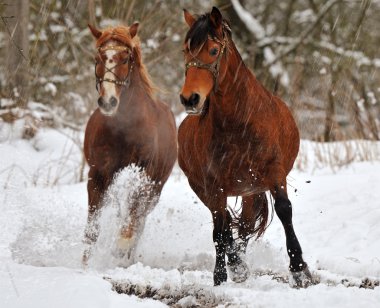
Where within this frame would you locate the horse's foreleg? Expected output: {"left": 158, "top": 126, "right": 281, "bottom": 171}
{"left": 118, "top": 188, "right": 159, "bottom": 260}
{"left": 117, "top": 197, "right": 142, "bottom": 259}
{"left": 188, "top": 180, "right": 229, "bottom": 285}
{"left": 211, "top": 208, "right": 229, "bottom": 285}
{"left": 271, "top": 184, "right": 313, "bottom": 288}
{"left": 83, "top": 168, "right": 106, "bottom": 265}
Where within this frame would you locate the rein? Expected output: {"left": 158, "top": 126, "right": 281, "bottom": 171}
{"left": 185, "top": 30, "right": 228, "bottom": 92}
{"left": 94, "top": 44, "right": 134, "bottom": 92}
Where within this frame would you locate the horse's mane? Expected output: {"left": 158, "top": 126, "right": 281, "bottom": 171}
{"left": 96, "top": 25, "right": 156, "bottom": 100}
{"left": 185, "top": 14, "right": 232, "bottom": 52}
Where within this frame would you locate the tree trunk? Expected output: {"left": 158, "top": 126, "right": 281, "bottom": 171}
{"left": 88, "top": 0, "right": 96, "bottom": 26}
{"left": 4, "top": 0, "right": 30, "bottom": 108}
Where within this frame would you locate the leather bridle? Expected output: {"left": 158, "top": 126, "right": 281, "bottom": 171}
{"left": 185, "top": 29, "right": 229, "bottom": 92}
{"left": 94, "top": 44, "right": 134, "bottom": 93}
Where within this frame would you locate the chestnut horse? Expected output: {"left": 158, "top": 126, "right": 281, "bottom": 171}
{"left": 178, "top": 7, "right": 313, "bottom": 287}
{"left": 83, "top": 24, "right": 177, "bottom": 263}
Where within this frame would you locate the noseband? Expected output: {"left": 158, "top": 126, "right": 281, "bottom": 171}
{"left": 185, "top": 31, "right": 228, "bottom": 92}
{"left": 94, "top": 44, "right": 134, "bottom": 92}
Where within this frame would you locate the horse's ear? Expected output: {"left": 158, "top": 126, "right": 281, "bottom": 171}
{"left": 183, "top": 9, "right": 195, "bottom": 27}
{"left": 210, "top": 7, "right": 223, "bottom": 30}
{"left": 129, "top": 22, "right": 139, "bottom": 39}
{"left": 88, "top": 24, "right": 102, "bottom": 39}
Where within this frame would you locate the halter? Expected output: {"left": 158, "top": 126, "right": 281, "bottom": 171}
{"left": 94, "top": 44, "right": 134, "bottom": 93}
{"left": 185, "top": 30, "right": 228, "bottom": 92}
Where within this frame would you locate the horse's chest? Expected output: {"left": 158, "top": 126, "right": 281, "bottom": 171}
{"left": 203, "top": 136, "right": 267, "bottom": 195}
{"left": 90, "top": 126, "right": 154, "bottom": 171}
{"left": 209, "top": 139, "right": 256, "bottom": 169}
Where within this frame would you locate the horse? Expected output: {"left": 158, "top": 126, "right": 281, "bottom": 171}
{"left": 83, "top": 23, "right": 177, "bottom": 263}
{"left": 178, "top": 7, "right": 313, "bottom": 287}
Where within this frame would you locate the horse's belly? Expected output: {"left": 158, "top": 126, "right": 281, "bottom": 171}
{"left": 223, "top": 175, "right": 266, "bottom": 196}
{"left": 211, "top": 161, "right": 267, "bottom": 196}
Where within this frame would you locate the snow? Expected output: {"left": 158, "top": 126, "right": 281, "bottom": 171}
{"left": 1, "top": 127, "right": 380, "bottom": 307}
{"left": 44, "top": 82, "right": 57, "bottom": 96}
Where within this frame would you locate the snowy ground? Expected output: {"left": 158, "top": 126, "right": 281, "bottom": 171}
{"left": 1, "top": 126, "right": 380, "bottom": 307}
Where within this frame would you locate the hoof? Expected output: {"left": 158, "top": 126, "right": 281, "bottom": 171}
{"left": 227, "top": 260, "right": 250, "bottom": 283}
{"left": 289, "top": 265, "right": 315, "bottom": 288}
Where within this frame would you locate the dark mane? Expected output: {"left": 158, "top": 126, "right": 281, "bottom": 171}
{"left": 185, "top": 14, "right": 218, "bottom": 51}
{"left": 185, "top": 14, "right": 232, "bottom": 52}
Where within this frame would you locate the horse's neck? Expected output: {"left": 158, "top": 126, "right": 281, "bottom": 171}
{"left": 116, "top": 71, "right": 155, "bottom": 124}
{"left": 208, "top": 64, "right": 252, "bottom": 128}
{"left": 209, "top": 49, "right": 272, "bottom": 130}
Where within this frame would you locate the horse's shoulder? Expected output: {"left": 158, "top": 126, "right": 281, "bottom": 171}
{"left": 84, "top": 109, "right": 99, "bottom": 161}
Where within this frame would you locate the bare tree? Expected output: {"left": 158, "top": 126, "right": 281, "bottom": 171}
{"left": 3, "top": 0, "right": 30, "bottom": 108}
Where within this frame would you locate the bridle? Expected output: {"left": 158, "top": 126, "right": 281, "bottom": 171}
{"left": 94, "top": 44, "right": 134, "bottom": 93}
{"left": 185, "top": 26, "right": 229, "bottom": 92}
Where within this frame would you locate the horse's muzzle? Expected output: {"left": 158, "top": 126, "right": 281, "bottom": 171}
{"left": 98, "top": 96, "right": 119, "bottom": 116}
{"left": 180, "top": 93, "right": 201, "bottom": 114}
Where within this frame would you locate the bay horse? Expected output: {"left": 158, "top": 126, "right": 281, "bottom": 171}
{"left": 178, "top": 7, "right": 313, "bottom": 287}
{"left": 83, "top": 23, "right": 177, "bottom": 263}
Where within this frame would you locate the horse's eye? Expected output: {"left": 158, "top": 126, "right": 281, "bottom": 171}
{"left": 210, "top": 48, "right": 219, "bottom": 56}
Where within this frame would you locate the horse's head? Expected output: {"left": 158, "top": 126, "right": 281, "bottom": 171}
{"left": 89, "top": 23, "right": 139, "bottom": 116}
{"left": 180, "top": 7, "right": 231, "bottom": 115}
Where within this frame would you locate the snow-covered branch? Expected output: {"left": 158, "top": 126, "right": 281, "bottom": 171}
{"left": 230, "top": 0, "right": 266, "bottom": 40}
{"left": 231, "top": 0, "right": 289, "bottom": 86}
{"left": 263, "top": 0, "right": 341, "bottom": 67}
{"left": 313, "top": 41, "right": 380, "bottom": 69}
{"left": 257, "top": 36, "right": 380, "bottom": 69}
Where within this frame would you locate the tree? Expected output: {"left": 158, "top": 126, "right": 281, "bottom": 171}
{"left": 3, "top": 0, "right": 30, "bottom": 108}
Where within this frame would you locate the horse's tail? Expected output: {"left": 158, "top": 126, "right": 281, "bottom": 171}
{"left": 229, "top": 193, "right": 273, "bottom": 240}
{"left": 252, "top": 192, "right": 272, "bottom": 238}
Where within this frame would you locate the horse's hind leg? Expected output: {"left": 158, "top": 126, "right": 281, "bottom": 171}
{"left": 271, "top": 184, "right": 313, "bottom": 288}
{"left": 225, "top": 193, "right": 267, "bottom": 283}
{"left": 224, "top": 210, "right": 250, "bottom": 283}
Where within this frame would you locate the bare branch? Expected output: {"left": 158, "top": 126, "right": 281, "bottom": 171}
{"left": 264, "top": 0, "right": 341, "bottom": 67}
{"left": 1, "top": 15, "right": 28, "bottom": 61}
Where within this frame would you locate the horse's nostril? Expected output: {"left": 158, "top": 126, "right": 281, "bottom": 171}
{"left": 98, "top": 97, "right": 105, "bottom": 107}
{"left": 180, "top": 94, "right": 187, "bottom": 106}
{"left": 110, "top": 96, "right": 118, "bottom": 107}
{"left": 188, "top": 93, "right": 200, "bottom": 107}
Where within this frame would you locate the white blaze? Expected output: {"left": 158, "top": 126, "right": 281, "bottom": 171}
{"left": 103, "top": 49, "right": 117, "bottom": 101}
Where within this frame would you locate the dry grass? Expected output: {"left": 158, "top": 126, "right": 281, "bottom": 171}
{"left": 295, "top": 139, "right": 380, "bottom": 172}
